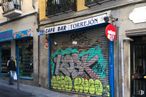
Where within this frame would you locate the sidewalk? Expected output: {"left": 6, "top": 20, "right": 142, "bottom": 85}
{"left": 0, "top": 79, "right": 77, "bottom": 97}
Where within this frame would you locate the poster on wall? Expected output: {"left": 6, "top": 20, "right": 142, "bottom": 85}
{"left": 50, "top": 28, "right": 110, "bottom": 96}
{"left": 105, "top": 24, "right": 117, "bottom": 41}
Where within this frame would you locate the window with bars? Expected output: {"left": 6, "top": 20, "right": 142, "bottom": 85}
{"left": 85, "top": 0, "right": 115, "bottom": 7}
{"left": 2, "top": 0, "right": 21, "bottom": 13}
{"left": 46, "top": 0, "right": 76, "bottom": 16}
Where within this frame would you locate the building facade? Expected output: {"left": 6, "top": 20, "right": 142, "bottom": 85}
{"left": 39, "top": 0, "right": 146, "bottom": 97}
{"left": 0, "top": 0, "right": 39, "bottom": 85}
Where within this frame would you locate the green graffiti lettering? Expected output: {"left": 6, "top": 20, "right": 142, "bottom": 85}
{"left": 51, "top": 46, "right": 109, "bottom": 96}
{"left": 51, "top": 46, "right": 107, "bottom": 79}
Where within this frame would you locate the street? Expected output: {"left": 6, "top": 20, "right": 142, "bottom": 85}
{"left": 0, "top": 85, "right": 34, "bottom": 97}
{"left": 0, "top": 79, "right": 77, "bottom": 97}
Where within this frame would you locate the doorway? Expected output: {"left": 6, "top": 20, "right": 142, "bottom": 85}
{"left": 16, "top": 38, "right": 33, "bottom": 79}
{"left": 131, "top": 36, "right": 146, "bottom": 97}
{"left": 0, "top": 42, "right": 11, "bottom": 76}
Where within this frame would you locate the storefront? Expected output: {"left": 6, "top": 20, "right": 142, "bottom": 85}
{"left": 0, "top": 30, "right": 13, "bottom": 77}
{"left": 0, "top": 29, "right": 34, "bottom": 80}
{"left": 14, "top": 29, "right": 33, "bottom": 79}
{"left": 16, "top": 38, "right": 33, "bottom": 79}
{"left": 129, "top": 36, "right": 146, "bottom": 97}
{"left": 0, "top": 13, "right": 38, "bottom": 85}
{"left": 0, "top": 42, "right": 11, "bottom": 76}
{"left": 40, "top": 11, "right": 115, "bottom": 97}
{"left": 50, "top": 26, "right": 110, "bottom": 96}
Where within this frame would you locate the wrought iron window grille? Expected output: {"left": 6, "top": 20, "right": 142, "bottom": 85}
{"left": 46, "top": 0, "right": 76, "bottom": 16}
{"left": 2, "top": 0, "right": 21, "bottom": 13}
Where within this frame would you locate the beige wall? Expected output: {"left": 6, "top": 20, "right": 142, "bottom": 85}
{"left": 38, "top": 35, "right": 48, "bottom": 88}
{"left": 0, "top": 0, "right": 38, "bottom": 23}
{"left": 112, "top": 2, "right": 146, "bottom": 97}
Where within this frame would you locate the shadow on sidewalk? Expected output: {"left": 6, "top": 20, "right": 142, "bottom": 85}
{"left": 0, "top": 85, "right": 35, "bottom": 97}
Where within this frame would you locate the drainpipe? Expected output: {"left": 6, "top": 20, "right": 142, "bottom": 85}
{"left": 32, "top": 0, "right": 40, "bottom": 86}
{"left": 36, "top": 7, "right": 40, "bottom": 86}
{"left": 121, "top": 37, "right": 125, "bottom": 97}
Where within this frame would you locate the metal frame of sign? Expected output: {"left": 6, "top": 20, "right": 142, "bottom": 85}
{"left": 39, "top": 11, "right": 111, "bottom": 35}
{"left": 109, "top": 41, "right": 114, "bottom": 97}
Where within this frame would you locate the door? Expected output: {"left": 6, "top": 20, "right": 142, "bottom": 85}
{"left": 131, "top": 36, "right": 146, "bottom": 97}
{"left": 1, "top": 48, "right": 11, "bottom": 73}
{"left": 0, "top": 42, "right": 11, "bottom": 76}
{"left": 16, "top": 38, "right": 33, "bottom": 79}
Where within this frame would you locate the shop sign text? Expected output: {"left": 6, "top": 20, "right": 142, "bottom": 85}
{"left": 43, "top": 13, "right": 110, "bottom": 34}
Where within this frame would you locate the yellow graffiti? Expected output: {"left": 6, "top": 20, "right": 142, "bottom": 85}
{"left": 64, "top": 76, "right": 72, "bottom": 91}
{"left": 84, "top": 79, "right": 89, "bottom": 93}
{"left": 51, "top": 76, "right": 72, "bottom": 91}
{"left": 104, "top": 85, "right": 110, "bottom": 97}
{"left": 95, "top": 79, "right": 103, "bottom": 95}
{"left": 74, "top": 77, "right": 81, "bottom": 92}
{"left": 89, "top": 79, "right": 95, "bottom": 94}
{"left": 51, "top": 76, "right": 105, "bottom": 95}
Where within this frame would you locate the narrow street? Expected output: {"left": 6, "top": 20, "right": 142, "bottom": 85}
{"left": 0, "top": 85, "right": 34, "bottom": 97}
{"left": 0, "top": 79, "right": 77, "bottom": 97}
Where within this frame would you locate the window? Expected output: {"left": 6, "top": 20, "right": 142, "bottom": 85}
{"left": 2, "top": 0, "right": 21, "bottom": 13}
{"left": 46, "top": 0, "right": 76, "bottom": 16}
{"left": 0, "top": 42, "right": 11, "bottom": 74}
{"left": 85, "top": 0, "right": 115, "bottom": 7}
{"left": 16, "top": 38, "right": 33, "bottom": 79}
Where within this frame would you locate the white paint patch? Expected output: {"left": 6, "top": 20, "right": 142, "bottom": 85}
{"left": 129, "top": 6, "right": 146, "bottom": 23}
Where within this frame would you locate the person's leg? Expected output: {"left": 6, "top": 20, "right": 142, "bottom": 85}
{"left": 11, "top": 71, "right": 15, "bottom": 84}
{"left": 9, "top": 71, "right": 13, "bottom": 85}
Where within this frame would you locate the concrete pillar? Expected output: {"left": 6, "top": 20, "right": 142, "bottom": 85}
{"left": 123, "top": 39, "right": 131, "bottom": 97}
{"left": 38, "top": 34, "right": 48, "bottom": 88}
{"left": 11, "top": 40, "right": 16, "bottom": 59}
{"left": 33, "top": 29, "right": 39, "bottom": 86}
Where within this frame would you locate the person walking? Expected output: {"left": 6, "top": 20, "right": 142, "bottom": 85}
{"left": 7, "top": 56, "right": 17, "bottom": 85}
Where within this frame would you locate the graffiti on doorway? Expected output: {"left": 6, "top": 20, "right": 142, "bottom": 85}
{"left": 51, "top": 46, "right": 109, "bottom": 96}
{"left": 51, "top": 46, "right": 107, "bottom": 79}
{"left": 51, "top": 75, "right": 110, "bottom": 96}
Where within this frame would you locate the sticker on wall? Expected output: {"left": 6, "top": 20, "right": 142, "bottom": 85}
{"left": 105, "top": 24, "right": 117, "bottom": 41}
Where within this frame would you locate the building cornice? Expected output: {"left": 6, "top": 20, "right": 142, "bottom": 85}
{"left": 0, "top": 11, "right": 37, "bottom": 26}
{"left": 126, "top": 28, "right": 146, "bottom": 36}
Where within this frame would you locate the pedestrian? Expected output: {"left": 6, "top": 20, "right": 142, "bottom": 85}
{"left": 7, "top": 56, "right": 17, "bottom": 85}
